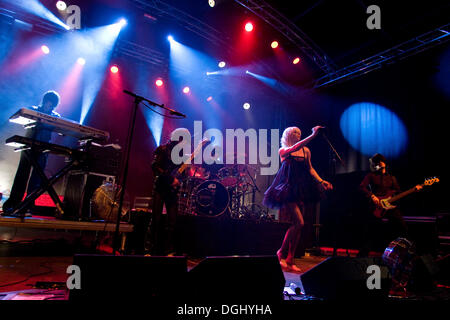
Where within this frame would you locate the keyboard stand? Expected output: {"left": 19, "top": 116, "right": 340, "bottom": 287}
{"left": 10, "top": 149, "right": 79, "bottom": 218}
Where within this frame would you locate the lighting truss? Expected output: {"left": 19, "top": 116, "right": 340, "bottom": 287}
{"left": 129, "top": 0, "right": 282, "bottom": 80}
{"left": 234, "top": 0, "right": 336, "bottom": 74}
{"left": 0, "top": 7, "right": 64, "bottom": 36}
{"left": 313, "top": 23, "right": 450, "bottom": 89}
{"left": 130, "top": 0, "right": 232, "bottom": 51}
{"left": 114, "top": 39, "right": 169, "bottom": 72}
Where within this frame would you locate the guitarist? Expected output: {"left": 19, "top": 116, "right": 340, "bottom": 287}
{"left": 358, "top": 153, "right": 421, "bottom": 257}
{"left": 149, "top": 128, "right": 190, "bottom": 255}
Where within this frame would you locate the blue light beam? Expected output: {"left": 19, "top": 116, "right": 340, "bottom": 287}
{"left": 80, "top": 22, "right": 125, "bottom": 124}
{"left": 4, "top": 0, "right": 69, "bottom": 30}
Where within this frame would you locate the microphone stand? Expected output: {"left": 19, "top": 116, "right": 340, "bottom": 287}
{"left": 112, "top": 90, "right": 185, "bottom": 255}
{"left": 315, "top": 130, "right": 345, "bottom": 257}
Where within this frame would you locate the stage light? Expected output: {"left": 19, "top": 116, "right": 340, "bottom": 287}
{"left": 155, "top": 79, "right": 163, "bottom": 87}
{"left": 118, "top": 18, "right": 127, "bottom": 28}
{"left": 183, "top": 86, "right": 190, "bottom": 94}
{"left": 271, "top": 41, "right": 279, "bottom": 49}
{"left": 218, "top": 61, "right": 226, "bottom": 68}
{"left": 41, "top": 45, "right": 50, "bottom": 54}
{"left": 207, "top": 96, "right": 213, "bottom": 102}
{"left": 167, "top": 35, "right": 174, "bottom": 42}
{"left": 245, "top": 22, "right": 253, "bottom": 32}
{"left": 208, "top": 0, "right": 215, "bottom": 7}
{"left": 243, "top": 102, "right": 250, "bottom": 110}
{"left": 56, "top": 1, "right": 67, "bottom": 11}
{"left": 110, "top": 65, "right": 119, "bottom": 73}
{"left": 77, "top": 57, "right": 86, "bottom": 65}
{"left": 245, "top": 70, "right": 249, "bottom": 74}
{"left": 293, "top": 57, "right": 300, "bottom": 64}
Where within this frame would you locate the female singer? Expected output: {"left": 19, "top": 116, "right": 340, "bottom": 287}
{"left": 263, "top": 126, "right": 333, "bottom": 272}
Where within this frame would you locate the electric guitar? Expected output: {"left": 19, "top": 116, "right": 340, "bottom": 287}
{"left": 155, "top": 138, "right": 209, "bottom": 193}
{"left": 373, "top": 177, "right": 439, "bottom": 218}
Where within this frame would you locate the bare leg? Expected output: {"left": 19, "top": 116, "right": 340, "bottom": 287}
{"left": 278, "top": 202, "right": 304, "bottom": 269}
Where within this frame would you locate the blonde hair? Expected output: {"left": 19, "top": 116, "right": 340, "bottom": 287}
{"left": 281, "top": 127, "right": 301, "bottom": 148}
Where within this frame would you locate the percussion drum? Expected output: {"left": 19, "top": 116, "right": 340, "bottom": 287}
{"left": 218, "top": 166, "right": 240, "bottom": 188}
{"left": 193, "top": 180, "right": 229, "bottom": 217}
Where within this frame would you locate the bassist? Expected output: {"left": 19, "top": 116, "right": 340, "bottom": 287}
{"left": 358, "top": 153, "right": 420, "bottom": 256}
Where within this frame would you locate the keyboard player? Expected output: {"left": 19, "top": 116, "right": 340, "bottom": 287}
{"left": 2, "top": 90, "right": 61, "bottom": 216}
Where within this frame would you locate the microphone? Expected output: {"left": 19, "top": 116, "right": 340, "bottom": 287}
{"left": 123, "top": 89, "right": 186, "bottom": 118}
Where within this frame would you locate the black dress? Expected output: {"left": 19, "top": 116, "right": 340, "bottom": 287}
{"left": 263, "top": 148, "right": 320, "bottom": 210}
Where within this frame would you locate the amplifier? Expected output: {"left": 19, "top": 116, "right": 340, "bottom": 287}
{"left": 82, "top": 143, "right": 122, "bottom": 177}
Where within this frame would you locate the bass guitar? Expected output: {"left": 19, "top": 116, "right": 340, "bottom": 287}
{"left": 155, "top": 138, "right": 209, "bottom": 193}
{"left": 373, "top": 177, "right": 439, "bottom": 218}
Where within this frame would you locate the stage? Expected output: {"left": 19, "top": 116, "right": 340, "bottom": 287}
{"left": 0, "top": 0, "right": 449, "bottom": 310}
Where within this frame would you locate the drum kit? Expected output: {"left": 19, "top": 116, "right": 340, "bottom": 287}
{"left": 177, "top": 161, "right": 270, "bottom": 220}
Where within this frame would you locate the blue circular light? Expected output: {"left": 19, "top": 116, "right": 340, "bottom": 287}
{"left": 340, "top": 102, "right": 408, "bottom": 158}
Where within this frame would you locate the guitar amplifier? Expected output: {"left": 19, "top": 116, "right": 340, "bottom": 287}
{"left": 63, "top": 171, "right": 116, "bottom": 220}
{"left": 83, "top": 143, "right": 122, "bottom": 177}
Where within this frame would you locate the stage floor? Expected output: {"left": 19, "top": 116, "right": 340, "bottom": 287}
{"left": 1, "top": 254, "right": 449, "bottom": 301}
{"left": 0, "top": 255, "right": 326, "bottom": 300}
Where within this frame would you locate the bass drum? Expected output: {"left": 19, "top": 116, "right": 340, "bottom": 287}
{"left": 193, "top": 180, "right": 229, "bottom": 217}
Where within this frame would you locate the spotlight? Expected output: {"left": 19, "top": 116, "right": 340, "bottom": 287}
{"left": 110, "top": 65, "right": 119, "bottom": 73}
{"left": 218, "top": 61, "right": 226, "bottom": 68}
{"left": 118, "top": 18, "right": 127, "bottom": 27}
{"left": 271, "top": 41, "right": 279, "bottom": 49}
{"left": 207, "top": 96, "right": 213, "bottom": 102}
{"left": 183, "top": 86, "right": 190, "bottom": 94}
{"left": 41, "top": 45, "right": 50, "bottom": 54}
{"left": 167, "top": 35, "right": 174, "bottom": 42}
{"left": 243, "top": 102, "right": 250, "bottom": 110}
{"left": 155, "top": 79, "right": 164, "bottom": 87}
{"left": 77, "top": 57, "right": 86, "bottom": 65}
{"left": 293, "top": 57, "right": 300, "bottom": 64}
{"left": 244, "top": 22, "right": 253, "bottom": 32}
{"left": 56, "top": 1, "right": 67, "bottom": 11}
{"left": 245, "top": 70, "right": 249, "bottom": 74}
{"left": 208, "top": 0, "right": 215, "bottom": 7}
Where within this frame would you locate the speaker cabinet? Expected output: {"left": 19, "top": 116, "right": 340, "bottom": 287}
{"left": 69, "top": 254, "right": 187, "bottom": 302}
{"left": 300, "top": 257, "right": 391, "bottom": 300}
{"left": 187, "top": 255, "right": 285, "bottom": 302}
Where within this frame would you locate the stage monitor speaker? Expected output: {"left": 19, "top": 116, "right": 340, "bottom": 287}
{"left": 187, "top": 255, "right": 285, "bottom": 302}
{"left": 69, "top": 254, "right": 187, "bottom": 302}
{"left": 300, "top": 257, "right": 391, "bottom": 300}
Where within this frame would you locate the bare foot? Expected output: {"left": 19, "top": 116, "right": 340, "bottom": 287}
{"left": 288, "top": 264, "right": 302, "bottom": 273}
